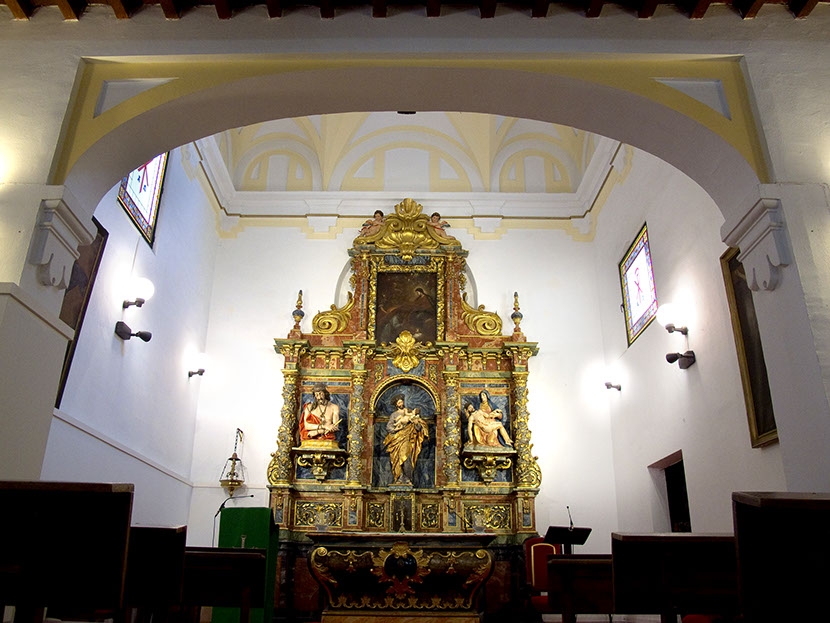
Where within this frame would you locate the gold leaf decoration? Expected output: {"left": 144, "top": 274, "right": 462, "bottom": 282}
{"left": 312, "top": 291, "right": 355, "bottom": 334}
{"left": 388, "top": 330, "right": 431, "bottom": 372}
{"left": 461, "top": 293, "right": 503, "bottom": 336}
{"left": 353, "top": 198, "right": 461, "bottom": 261}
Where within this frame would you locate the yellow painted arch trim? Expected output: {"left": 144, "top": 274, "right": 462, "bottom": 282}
{"left": 52, "top": 54, "right": 769, "bottom": 185}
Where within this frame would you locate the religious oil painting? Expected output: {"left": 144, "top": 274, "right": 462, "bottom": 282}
{"left": 721, "top": 247, "right": 777, "bottom": 447}
{"left": 619, "top": 223, "right": 658, "bottom": 345}
{"left": 371, "top": 382, "right": 436, "bottom": 489}
{"left": 117, "top": 152, "right": 169, "bottom": 246}
{"left": 375, "top": 272, "right": 438, "bottom": 344}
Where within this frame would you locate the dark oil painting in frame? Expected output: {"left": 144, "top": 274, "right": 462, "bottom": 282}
{"left": 721, "top": 247, "right": 777, "bottom": 447}
{"left": 375, "top": 271, "right": 438, "bottom": 344}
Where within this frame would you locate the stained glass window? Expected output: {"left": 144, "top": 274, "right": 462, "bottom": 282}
{"left": 117, "top": 152, "right": 168, "bottom": 246}
{"left": 619, "top": 223, "right": 658, "bottom": 345}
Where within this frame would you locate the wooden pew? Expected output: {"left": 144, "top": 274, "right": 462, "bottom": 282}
{"left": 612, "top": 532, "right": 739, "bottom": 622}
{"left": 0, "top": 481, "right": 134, "bottom": 623}
{"left": 124, "top": 526, "right": 187, "bottom": 623}
{"left": 733, "top": 491, "right": 830, "bottom": 621}
{"left": 546, "top": 554, "right": 613, "bottom": 623}
{"left": 182, "top": 547, "right": 267, "bottom": 623}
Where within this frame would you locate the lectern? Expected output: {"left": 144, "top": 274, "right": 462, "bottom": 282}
{"left": 544, "top": 526, "right": 592, "bottom": 555}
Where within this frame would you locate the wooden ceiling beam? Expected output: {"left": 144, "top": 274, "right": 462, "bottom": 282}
{"left": 480, "top": 0, "right": 496, "bottom": 17}
{"left": 56, "top": 0, "right": 86, "bottom": 19}
{"left": 426, "top": 0, "right": 440, "bottom": 16}
{"left": 265, "top": 0, "right": 281, "bottom": 16}
{"left": 5, "top": 0, "right": 34, "bottom": 18}
{"left": 158, "top": 0, "right": 182, "bottom": 18}
{"left": 372, "top": 0, "right": 386, "bottom": 17}
{"left": 687, "top": 0, "right": 712, "bottom": 18}
{"left": 585, "top": 0, "right": 603, "bottom": 17}
{"left": 214, "top": 0, "right": 231, "bottom": 18}
{"left": 638, "top": 0, "right": 658, "bottom": 17}
{"left": 788, "top": 0, "right": 818, "bottom": 16}
{"left": 108, "top": 0, "right": 141, "bottom": 18}
{"left": 733, "top": 0, "right": 765, "bottom": 17}
{"left": 531, "top": 0, "right": 549, "bottom": 17}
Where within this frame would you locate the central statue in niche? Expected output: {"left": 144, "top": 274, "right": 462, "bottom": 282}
{"left": 384, "top": 394, "right": 429, "bottom": 485}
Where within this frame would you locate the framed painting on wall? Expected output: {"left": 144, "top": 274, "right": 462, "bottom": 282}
{"left": 55, "top": 218, "right": 109, "bottom": 408}
{"left": 721, "top": 247, "right": 777, "bottom": 447}
{"left": 619, "top": 223, "right": 658, "bottom": 345}
{"left": 117, "top": 152, "right": 168, "bottom": 246}
{"left": 373, "top": 265, "right": 441, "bottom": 344}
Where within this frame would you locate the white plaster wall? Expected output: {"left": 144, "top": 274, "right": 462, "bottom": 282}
{"left": 43, "top": 148, "right": 219, "bottom": 524}
{"left": 594, "top": 150, "right": 786, "bottom": 533}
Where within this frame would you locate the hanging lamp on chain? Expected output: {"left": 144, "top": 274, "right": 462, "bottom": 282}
{"left": 219, "top": 428, "right": 246, "bottom": 496}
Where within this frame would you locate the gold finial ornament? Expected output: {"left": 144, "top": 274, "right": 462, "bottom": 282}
{"left": 388, "top": 330, "right": 431, "bottom": 372}
{"left": 353, "top": 198, "right": 461, "bottom": 261}
{"left": 292, "top": 290, "right": 305, "bottom": 331}
{"left": 460, "top": 293, "right": 503, "bottom": 336}
{"left": 312, "top": 291, "right": 355, "bottom": 334}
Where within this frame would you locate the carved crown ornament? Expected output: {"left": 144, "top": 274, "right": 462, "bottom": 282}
{"left": 385, "top": 330, "right": 432, "bottom": 372}
{"left": 353, "top": 198, "right": 462, "bottom": 261}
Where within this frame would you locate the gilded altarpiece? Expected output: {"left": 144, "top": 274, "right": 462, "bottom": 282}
{"left": 266, "top": 199, "right": 541, "bottom": 620}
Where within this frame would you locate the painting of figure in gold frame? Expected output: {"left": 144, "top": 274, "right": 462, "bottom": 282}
{"left": 369, "top": 256, "right": 445, "bottom": 343}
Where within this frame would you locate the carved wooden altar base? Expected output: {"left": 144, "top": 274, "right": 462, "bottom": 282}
{"left": 307, "top": 533, "right": 494, "bottom": 623}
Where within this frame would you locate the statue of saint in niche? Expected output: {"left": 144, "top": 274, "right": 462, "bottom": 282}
{"left": 384, "top": 394, "right": 429, "bottom": 485}
{"left": 299, "top": 383, "right": 341, "bottom": 445}
{"left": 464, "top": 390, "right": 513, "bottom": 447}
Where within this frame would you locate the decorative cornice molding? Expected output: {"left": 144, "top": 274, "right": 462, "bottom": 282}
{"left": 193, "top": 136, "right": 621, "bottom": 222}
{"left": 28, "top": 187, "right": 95, "bottom": 290}
{"left": 722, "top": 197, "right": 790, "bottom": 291}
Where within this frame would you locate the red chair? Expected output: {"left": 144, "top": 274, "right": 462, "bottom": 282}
{"left": 523, "top": 536, "right": 562, "bottom": 614}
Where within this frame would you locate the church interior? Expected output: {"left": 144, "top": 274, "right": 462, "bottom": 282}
{"left": 2, "top": 3, "right": 830, "bottom": 622}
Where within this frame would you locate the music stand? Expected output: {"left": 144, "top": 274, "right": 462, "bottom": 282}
{"left": 544, "top": 526, "right": 592, "bottom": 555}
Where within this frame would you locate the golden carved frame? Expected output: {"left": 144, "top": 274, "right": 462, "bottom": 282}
{"left": 367, "top": 255, "right": 446, "bottom": 342}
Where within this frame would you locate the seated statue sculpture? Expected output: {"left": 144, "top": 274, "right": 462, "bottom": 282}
{"left": 464, "top": 402, "right": 513, "bottom": 447}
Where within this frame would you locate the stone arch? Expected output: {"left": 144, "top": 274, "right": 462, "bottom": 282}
{"left": 62, "top": 64, "right": 762, "bottom": 224}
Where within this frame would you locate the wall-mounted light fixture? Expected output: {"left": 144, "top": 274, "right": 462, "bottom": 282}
{"left": 115, "top": 321, "right": 152, "bottom": 342}
{"left": 123, "top": 276, "right": 155, "bottom": 309}
{"left": 656, "top": 303, "right": 689, "bottom": 335}
{"left": 666, "top": 351, "right": 696, "bottom": 369}
{"left": 186, "top": 351, "right": 208, "bottom": 378}
{"left": 604, "top": 382, "right": 621, "bottom": 391}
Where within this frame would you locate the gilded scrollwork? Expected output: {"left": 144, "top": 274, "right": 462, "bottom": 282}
{"left": 353, "top": 198, "right": 461, "bottom": 261}
{"left": 312, "top": 291, "right": 355, "bottom": 334}
{"left": 463, "top": 504, "right": 511, "bottom": 530}
{"left": 388, "top": 330, "right": 431, "bottom": 372}
{"left": 295, "top": 501, "right": 343, "bottom": 528}
{"left": 460, "top": 293, "right": 503, "bottom": 336}
{"left": 420, "top": 503, "right": 440, "bottom": 529}
{"left": 367, "top": 503, "right": 386, "bottom": 529}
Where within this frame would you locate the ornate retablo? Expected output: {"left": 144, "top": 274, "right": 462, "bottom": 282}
{"left": 267, "top": 198, "right": 540, "bottom": 546}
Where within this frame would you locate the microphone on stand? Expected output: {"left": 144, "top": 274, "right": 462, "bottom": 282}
{"left": 567, "top": 505, "right": 574, "bottom": 531}
{"left": 212, "top": 494, "right": 255, "bottom": 546}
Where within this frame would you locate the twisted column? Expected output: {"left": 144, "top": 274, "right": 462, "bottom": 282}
{"left": 442, "top": 371, "right": 461, "bottom": 485}
{"left": 267, "top": 369, "right": 300, "bottom": 485}
{"left": 512, "top": 372, "right": 542, "bottom": 489}
{"left": 347, "top": 369, "right": 369, "bottom": 485}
